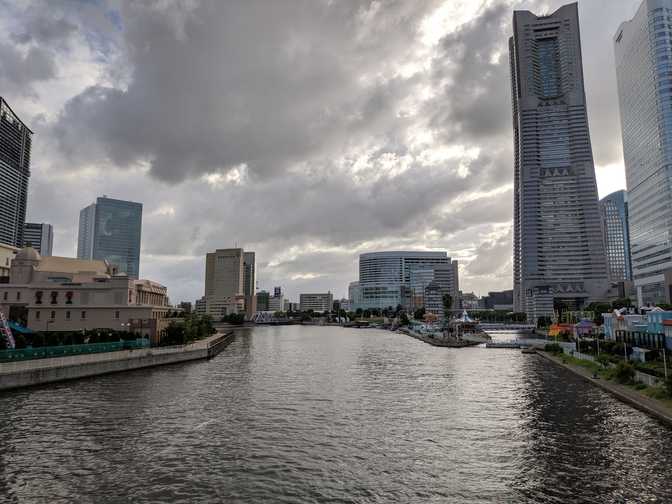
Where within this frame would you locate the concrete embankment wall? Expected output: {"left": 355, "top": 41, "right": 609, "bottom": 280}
{"left": 0, "top": 332, "right": 233, "bottom": 391}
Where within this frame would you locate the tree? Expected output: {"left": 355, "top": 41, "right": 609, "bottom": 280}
{"left": 536, "top": 316, "right": 552, "bottom": 329}
{"left": 442, "top": 293, "right": 453, "bottom": 314}
{"left": 414, "top": 307, "right": 425, "bottom": 320}
{"left": 611, "top": 298, "right": 632, "bottom": 310}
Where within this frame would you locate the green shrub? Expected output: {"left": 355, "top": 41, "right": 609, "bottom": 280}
{"left": 634, "top": 383, "right": 647, "bottom": 390}
{"left": 545, "top": 343, "right": 562, "bottom": 354}
{"left": 666, "top": 376, "right": 672, "bottom": 398}
{"left": 596, "top": 354, "right": 611, "bottom": 368}
{"left": 614, "top": 361, "right": 635, "bottom": 384}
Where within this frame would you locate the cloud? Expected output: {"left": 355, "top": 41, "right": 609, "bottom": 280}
{"left": 2, "top": 0, "right": 638, "bottom": 303}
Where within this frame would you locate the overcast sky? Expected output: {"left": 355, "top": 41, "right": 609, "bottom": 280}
{"left": 2, "top": 0, "right": 641, "bottom": 304}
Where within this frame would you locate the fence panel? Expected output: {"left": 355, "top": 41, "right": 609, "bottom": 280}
{"left": 0, "top": 339, "right": 149, "bottom": 362}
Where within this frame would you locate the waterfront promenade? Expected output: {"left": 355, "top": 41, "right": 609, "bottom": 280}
{"left": 0, "top": 332, "right": 233, "bottom": 391}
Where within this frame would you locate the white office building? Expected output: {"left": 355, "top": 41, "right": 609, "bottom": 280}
{"left": 356, "top": 251, "right": 458, "bottom": 310}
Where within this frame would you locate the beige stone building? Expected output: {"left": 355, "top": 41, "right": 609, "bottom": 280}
{"left": 0, "top": 242, "right": 18, "bottom": 278}
{"left": 0, "top": 246, "right": 169, "bottom": 343}
{"left": 204, "top": 248, "right": 254, "bottom": 319}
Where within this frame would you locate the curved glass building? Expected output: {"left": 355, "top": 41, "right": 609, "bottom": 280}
{"left": 356, "top": 251, "right": 458, "bottom": 310}
{"left": 615, "top": 0, "right": 672, "bottom": 305}
{"left": 599, "top": 190, "right": 632, "bottom": 283}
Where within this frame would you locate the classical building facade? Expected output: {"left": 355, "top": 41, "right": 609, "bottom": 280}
{"left": 0, "top": 97, "right": 31, "bottom": 248}
{"left": 0, "top": 247, "right": 169, "bottom": 343}
{"left": 615, "top": 0, "right": 672, "bottom": 305}
{"left": 510, "top": 3, "right": 608, "bottom": 321}
{"left": 599, "top": 190, "right": 632, "bottom": 283}
{"left": 77, "top": 196, "right": 143, "bottom": 279}
{"left": 0, "top": 242, "right": 18, "bottom": 278}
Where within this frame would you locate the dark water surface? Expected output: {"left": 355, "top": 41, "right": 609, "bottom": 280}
{"left": 1, "top": 326, "right": 671, "bottom": 503}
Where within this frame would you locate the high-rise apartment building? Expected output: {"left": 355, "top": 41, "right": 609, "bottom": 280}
{"left": 510, "top": 3, "right": 608, "bottom": 321}
{"left": 599, "top": 190, "right": 632, "bottom": 283}
{"left": 23, "top": 222, "right": 53, "bottom": 256}
{"left": 615, "top": 0, "right": 672, "bottom": 305}
{"left": 0, "top": 98, "right": 32, "bottom": 248}
{"left": 77, "top": 196, "right": 143, "bottom": 279}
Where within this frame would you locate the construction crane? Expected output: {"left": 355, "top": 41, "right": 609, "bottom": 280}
{"left": 0, "top": 310, "right": 15, "bottom": 349}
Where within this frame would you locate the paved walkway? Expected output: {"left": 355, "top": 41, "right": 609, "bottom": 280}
{"left": 538, "top": 351, "right": 672, "bottom": 427}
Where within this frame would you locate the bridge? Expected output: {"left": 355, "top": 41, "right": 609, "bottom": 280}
{"left": 478, "top": 323, "right": 536, "bottom": 332}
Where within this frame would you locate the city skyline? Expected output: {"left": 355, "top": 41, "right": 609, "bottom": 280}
{"left": 2, "top": 1, "right": 644, "bottom": 303}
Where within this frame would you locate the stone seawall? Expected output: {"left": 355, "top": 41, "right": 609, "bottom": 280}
{"left": 0, "top": 332, "right": 233, "bottom": 391}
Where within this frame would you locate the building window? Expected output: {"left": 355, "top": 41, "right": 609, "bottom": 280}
{"left": 81, "top": 311, "right": 86, "bottom": 320}
{"left": 35, "top": 311, "right": 40, "bottom": 320}
{"left": 35, "top": 291, "right": 43, "bottom": 304}
{"left": 50, "top": 291, "right": 58, "bottom": 304}
{"left": 66, "top": 291, "right": 73, "bottom": 304}
{"left": 16, "top": 292, "right": 21, "bottom": 301}
{"left": 114, "top": 311, "right": 120, "bottom": 320}
{"left": 50, "top": 311, "right": 55, "bottom": 320}
{"left": 66, "top": 311, "right": 71, "bottom": 320}
{"left": 2, "top": 292, "right": 6, "bottom": 301}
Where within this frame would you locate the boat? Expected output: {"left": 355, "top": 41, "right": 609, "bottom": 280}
{"left": 521, "top": 347, "right": 536, "bottom": 354}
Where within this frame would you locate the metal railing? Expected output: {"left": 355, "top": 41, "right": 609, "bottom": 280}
{"left": 0, "top": 339, "right": 150, "bottom": 363}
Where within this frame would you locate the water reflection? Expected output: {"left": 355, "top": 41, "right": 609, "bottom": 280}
{"left": 0, "top": 325, "right": 670, "bottom": 503}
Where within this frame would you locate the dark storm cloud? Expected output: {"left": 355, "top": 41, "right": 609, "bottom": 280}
{"left": 426, "top": 3, "right": 514, "bottom": 144}
{"left": 0, "top": 44, "right": 56, "bottom": 95}
{"left": 51, "top": 0, "right": 439, "bottom": 182}
{"left": 9, "top": 0, "right": 639, "bottom": 301}
{"left": 11, "top": 16, "right": 77, "bottom": 46}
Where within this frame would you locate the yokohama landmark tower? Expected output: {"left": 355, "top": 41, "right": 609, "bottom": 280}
{"left": 510, "top": 3, "right": 608, "bottom": 321}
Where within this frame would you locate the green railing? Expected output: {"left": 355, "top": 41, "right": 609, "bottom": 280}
{"left": 0, "top": 339, "right": 150, "bottom": 363}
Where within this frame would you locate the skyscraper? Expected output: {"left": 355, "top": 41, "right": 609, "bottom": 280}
{"left": 243, "top": 251, "right": 256, "bottom": 316}
{"left": 0, "top": 97, "right": 31, "bottom": 248}
{"left": 204, "top": 248, "right": 245, "bottom": 317}
{"left": 615, "top": 0, "right": 672, "bottom": 305}
{"left": 23, "top": 222, "right": 53, "bottom": 256}
{"left": 510, "top": 3, "right": 608, "bottom": 321}
{"left": 599, "top": 190, "right": 632, "bottom": 283}
{"left": 77, "top": 196, "right": 143, "bottom": 279}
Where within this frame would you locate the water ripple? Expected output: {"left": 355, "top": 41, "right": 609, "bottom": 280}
{"left": 1, "top": 326, "right": 671, "bottom": 503}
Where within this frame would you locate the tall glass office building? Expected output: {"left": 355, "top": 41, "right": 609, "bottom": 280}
{"left": 615, "top": 0, "right": 672, "bottom": 305}
{"left": 356, "top": 251, "right": 458, "bottom": 310}
{"left": 23, "top": 222, "right": 53, "bottom": 256}
{"left": 599, "top": 190, "right": 632, "bottom": 283}
{"left": 77, "top": 196, "right": 143, "bottom": 279}
{"left": 510, "top": 3, "right": 608, "bottom": 321}
{"left": 0, "top": 97, "right": 31, "bottom": 248}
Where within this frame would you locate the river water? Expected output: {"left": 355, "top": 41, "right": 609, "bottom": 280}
{"left": 1, "top": 325, "right": 671, "bottom": 503}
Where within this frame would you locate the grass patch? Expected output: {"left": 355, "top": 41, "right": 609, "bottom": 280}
{"left": 549, "top": 352, "right": 672, "bottom": 411}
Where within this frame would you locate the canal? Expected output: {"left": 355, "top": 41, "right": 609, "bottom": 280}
{"left": 1, "top": 325, "right": 671, "bottom": 503}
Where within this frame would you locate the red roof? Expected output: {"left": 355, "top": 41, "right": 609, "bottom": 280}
{"left": 663, "top": 320, "right": 672, "bottom": 326}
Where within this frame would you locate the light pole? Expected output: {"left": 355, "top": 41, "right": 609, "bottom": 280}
{"left": 663, "top": 346, "right": 668, "bottom": 381}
